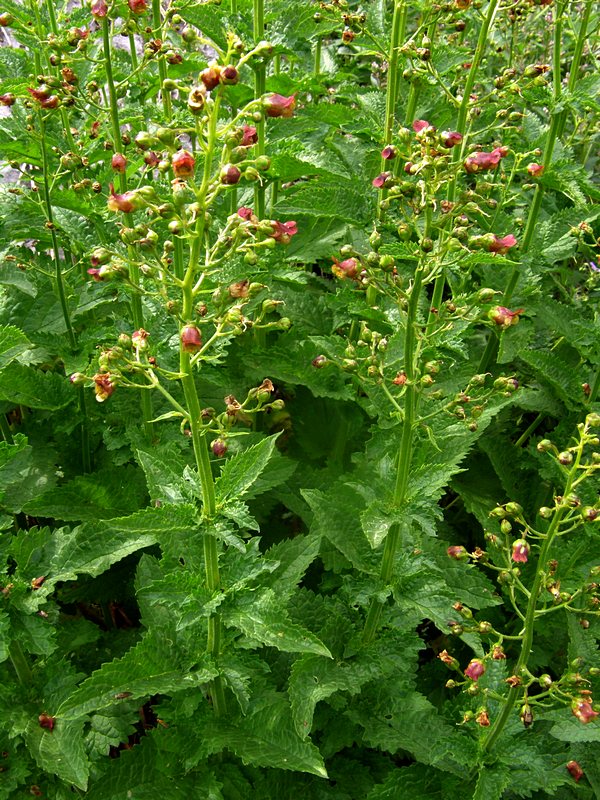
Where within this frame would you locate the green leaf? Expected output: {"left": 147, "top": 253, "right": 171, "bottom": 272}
{"left": 25, "top": 717, "right": 90, "bottom": 790}
{"left": 136, "top": 445, "right": 196, "bottom": 506}
{"left": 0, "top": 324, "right": 30, "bottom": 369}
{"left": 0, "top": 363, "right": 72, "bottom": 410}
{"left": 263, "top": 533, "right": 322, "bottom": 599}
{"left": 215, "top": 434, "right": 281, "bottom": 504}
{"left": 224, "top": 589, "right": 332, "bottom": 658}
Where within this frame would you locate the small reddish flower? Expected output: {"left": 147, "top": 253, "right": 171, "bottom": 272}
{"left": 172, "top": 149, "right": 195, "bottom": 178}
{"left": 572, "top": 699, "right": 599, "bottom": 724}
{"left": 220, "top": 164, "right": 241, "bottom": 185}
{"left": 271, "top": 220, "right": 298, "bottom": 243}
{"left": 40, "top": 95, "right": 60, "bottom": 110}
{"left": 240, "top": 125, "right": 258, "bottom": 147}
{"left": 128, "top": 0, "right": 148, "bottom": 12}
{"left": 475, "top": 709, "right": 490, "bottom": 727}
{"left": 447, "top": 545, "right": 468, "bottom": 560}
{"left": 237, "top": 206, "right": 255, "bottom": 221}
{"left": 27, "top": 86, "right": 50, "bottom": 102}
{"left": 566, "top": 761, "right": 584, "bottom": 783}
{"left": 91, "top": 0, "right": 108, "bottom": 18}
{"left": 488, "top": 234, "right": 517, "bottom": 254}
{"left": 393, "top": 372, "right": 407, "bottom": 386}
{"left": 93, "top": 373, "right": 115, "bottom": 402}
{"left": 264, "top": 93, "right": 296, "bottom": 118}
{"left": 511, "top": 539, "right": 530, "bottom": 563}
{"left": 372, "top": 172, "right": 392, "bottom": 189}
{"left": 464, "top": 659, "right": 485, "bottom": 681}
{"left": 438, "top": 650, "right": 459, "bottom": 669}
{"left": 381, "top": 145, "right": 397, "bottom": 160}
{"left": 201, "top": 65, "right": 222, "bottom": 91}
{"left": 0, "top": 93, "right": 15, "bottom": 106}
{"left": 464, "top": 146, "right": 507, "bottom": 173}
{"left": 332, "top": 256, "right": 359, "bottom": 280}
{"left": 144, "top": 151, "right": 159, "bottom": 167}
{"left": 67, "top": 26, "right": 88, "bottom": 42}
{"left": 107, "top": 184, "right": 141, "bottom": 213}
{"left": 111, "top": 153, "right": 127, "bottom": 173}
{"left": 181, "top": 325, "right": 202, "bottom": 353}
{"left": 441, "top": 131, "right": 463, "bottom": 148}
{"left": 527, "top": 162, "right": 544, "bottom": 177}
{"left": 220, "top": 65, "right": 239, "bottom": 85}
{"left": 38, "top": 714, "right": 55, "bottom": 732}
{"left": 132, "top": 329, "right": 149, "bottom": 350}
{"left": 492, "top": 645, "right": 506, "bottom": 660}
{"left": 488, "top": 306, "right": 524, "bottom": 328}
{"left": 312, "top": 355, "right": 327, "bottom": 368}
{"left": 87, "top": 268, "right": 104, "bottom": 281}
{"left": 412, "top": 119, "right": 431, "bottom": 133}
{"left": 211, "top": 439, "right": 228, "bottom": 457}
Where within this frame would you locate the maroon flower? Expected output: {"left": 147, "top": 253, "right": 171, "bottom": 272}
{"left": 38, "top": 714, "right": 55, "bottom": 732}
{"left": 144, "top": 151, "right": 159, "bottom": 167}
{"left": 572, "top": 699, "right": 599, "bottom": 724}
{"left": 27, "top": 86, "right": 50, "bottom": 102}
{"left": 464, "top": 146, "right": 507, "bottom": 173}
{"left": 566, "top": 761, "right": 584, "bottom": 783}
{"left": 172, "top": 149, "right": 195, "bottom": 178}
{"left": 91, "top": 0, "right": 108, "bottom": 18}
{"left": 441, "top": 131, "right": 463, "bottom": 148}
{"left": 488, "top": 234, "right": 517, "bottom": 254}
{"left": 220, "top": 164, "right": 241, "bottom": 185}
{"left": 240, "top": 125, "right": 258, "bottom": 147}
{"left": 264, "top": 93, "right": 296, "bottom": 118}
{"left": 93, "top": 373, "right": 115, "bottom": 402}
{"left": 181, "top": 325, "right": 202, "bottom": 353}
{"left": 201, "top": 66, "right": 222, "bottom": 91}
{"left": 87, "top": 267, "right": 104, "bottom": 281}
{"left": 107, "top": 184, "right": 141, "bottom": 213}
{"left": 211, "top": 439, "right": 228, "bottom": 457}
{"left": 312, "top": 355, "right": 327, "bottom": 368}
{"left": 237, "top": 206, "right": 255, "bottom": 221}
{"left": 372, "top": 171, "right": 392, "bottom": 189}
{"left": 332, "top": 256, "right": 359, "bottom": 280}
{"left": 381, "top": 145, "right": 397, "bottom": 160}
{"left": 488, "top": 306, "right": 524, "bottom": 328}
{"left": 220, "top": 65, "right": 239, "bottom": 85}
{"left": 0, "top": 93, "right": 15, "bottom": 106}
{"left": 111, "top": 153, "right": 127, "bottom": 173}
{"left": 271, "top": 220, "right": 298, "bottom": 243}
{"left": 511, "top": 539, "right": 530, "bottom": 563}
{"left": 412, "top": 119, "right": 431, "bottom": 133}
{"left": 464, "top": 659, "right": 485, "bottom": 680}
{"left": 447, "top": 545, "right": 468, "bottom": 560}
{"left": 128, "top": 0, "right": 148, "bottom": 12}
{"left": 527, "top": 162, "right": 544, "bottom": 177}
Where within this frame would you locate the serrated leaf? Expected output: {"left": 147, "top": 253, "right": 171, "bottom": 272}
{"left": 0, "top": 363, "right": 72, "bottom": 410}
{"left": 263, "top": 533, "right": 322, "bottom": 598}
{"left": 136, "top": 445, "right": 196, "bottom": 506}
{"left": 215, "top": 434, "right": 281, "bottom": 504}
{"left": 0, "top": 324, "right": 30, "bottom": 369}
{"left": 25, "top": 717, "right": 90, "bottom": 790}
{"left": 224, "top": 589, "right": 332, "bottom": 657}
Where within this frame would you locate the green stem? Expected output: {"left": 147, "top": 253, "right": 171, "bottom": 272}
{"left": 514, "top": 412, "right": 544, "bottom": 448}
{"left": 0, "top": 413, "right": 13, "bottom": 444}
{"left": 253, "top": 0, "right": 266, "bottom": 220}
{"left": 102, "top": 15, "right": 153, "bottom": 438}
{"left": 314, "top": 37, "right": 322, "bottom": 76}
{"left": 426, "top": 269, "right": 445, "bottom": 335}
{"left": 152, "top": 0, "right": 172, "bottom": 120}
{"left": 9, "top": 640, "right": 33, "bottom": 685}
{"left": 128, "top": 33, "right": 139, "bottom": 72}
{"left": 482, "top": 442, "right": 582, "bottom": 752}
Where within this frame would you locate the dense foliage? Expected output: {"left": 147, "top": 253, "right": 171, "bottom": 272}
{"left": 0, "top": 0, "right": 599, "bottom": 797}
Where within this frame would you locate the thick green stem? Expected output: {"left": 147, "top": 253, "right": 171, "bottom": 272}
{"left": 102, "top": 16, "right": 153, "bottom": 438}
{"left": 314, "top": 37, "right": 322, "bottom": 76}
{"left": 9, "top": 640, "right": 33, "bottom": 685}
{"left": 253, "top": 0, "right": 266, "bottom": 219}
{"left": 152, "top": 0, "right": 172, "bottom": 120}
{"left": 482, "top": 441, "right": 581, "bottom": 751}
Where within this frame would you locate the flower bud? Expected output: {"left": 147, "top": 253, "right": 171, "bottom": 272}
{"left": 201, "top": 65, "right": 222, "bottom": 90}
{"left": 211, "top": 439, "right": 228, "bottom": 457}
{"left": 220, "top": 65, "right": 239, "bottom": 85}
{"left": 447, "top": 545, "right": 468, "bottom": 560}
{"left": 188, "top": 86, "right": 206, "bottom": 114}
{"left": 558, "top": 451, "right": 573, "bottom": 466}
{"left": 172, "top": 149, "right": 195, "bottom": 178}
{"left": 0, "top": 92, "right": 16, "bottom": 106}
{"left": 464, "top": 659, "right": 485, "bottom": 680}
{"left": 111, "top": 152, "right": 127, "bottom": 173}
{"left": 220, "top": 164, "right": 241, "bottom": 185}
{"left": 511, "top": 539, "right": 529, "bottom": 563}
{"left": 181, "top": 325, "right": 202, "bottom": 353}
{"left": 566, "top": 761, "right": 584, "bottom": 783}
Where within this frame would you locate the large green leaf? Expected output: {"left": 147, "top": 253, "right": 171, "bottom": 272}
{"left": 215, "top": 434, "right": 281, "bottom": 504}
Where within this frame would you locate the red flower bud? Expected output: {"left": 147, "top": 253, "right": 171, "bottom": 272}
{"left": 201, "top": 66, "right": 222, "bottom": 91}
{"left": 211, "top": 439, "right": 228, "bottom": 457}
{"left": 144, "top": 151, "right": 159, "bottom": 167}
{"left": 488, "top": 234, "right": 517, "bottom": 254}
{"left": 441, "top": 131, "right": 463, "bottom": 148}
{"left": 527, "top": 162, "right": 544, "bottom": 177}
{"left": 38, "top": 714, "right": 55, "bottom": 732}
{"left": 93, "top": 373, "right": 115, "bottom": 402}
{"left": 264, "top": 93, "right": 296, "bottom": 118}
{"left": 220, "top": 164, "right": 241, "bottom": 185}
{"left": 312, "top": 355, "right": 327, "bottom": 368}
{"left": 91, "top": 0, "right": 108, "bottom": 18}
{"left": 0, "top": 92, "right": 15, "bottom": 106}
{"left": 128, "top": 0, "right": 148, "bottom": 12}
{"left": 181, "top": 325, "right": 202, "bottom": 353}
{"left": 172, "top": 149, "right": 195, "bottom": 178}
{"left": 372, "top": 172, "right": 392, "bottom": 189}
{"left": 27, "top": 86, "right": 50, "bottom": 102}
{"left": 220, "top": 65, "right": 239, "bottom": 85}
{"left": 464, "top": 146, "right": 507, "bottom": 173}
{"left": 447, "top": 545, "right": 468, "bottom": 560}
{"left": 566, "top": 761, "right": 584, "bottom": 783}
{"left": 464, "top": 659, "right": 485, "bottom": 680}
{"left": 511, "top": 539, "right": 530, "bottom": 563}
{"left": 572, "top": 699, "right": 599, "bottom": 724}
{"left": 332, "top": 256, "right": 359, "bottom": 280}
{"left": 488, "top": 306, "right": 524, "bottom": 328}
{"left": 412, "top": 119, "right": 431, "bottom": 133}
{"left": 111, "top": 153, "right": 127, "bottom": 173}
{"left": 240, "top": 125, "right": 258, "bottom": 147}
{"left": 381, "top": 145, "right": 397, "bottom": 160}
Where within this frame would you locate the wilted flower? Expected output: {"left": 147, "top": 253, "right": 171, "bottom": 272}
{"left": 132, "top": 329, "right": 149, "bottom": 350}
{"left": 111, "top": 153, "right": 127, "bottom": 173}
{"left": 488, "top": 234, "right": 517, "bottom": 254}
{"left": 171, "top": 149, "right": 195, "bottom": 178}
{"left": 128, "top": 0, "right": 148, "bottom": 12}
{"left": 572, "top": 699, "right": 599, "bottom": 724}
{"left": 464, "top": 659, "right": 485, "bottom": 680}
{"left": 566, "top": 761, "right": 584, "bottom": 783}
{"left": 441, "top": 131, "right": 463, "bottom": 148}
{"left": 264, "top": 93, "right": 296, "bottom": 118}
{"left": 475, "top": 709, "right": 490, "bottom": 727}
{"left": 488, "top": 306, "right": 524, "bottom": 328}
{"left": 464, "top": 146, "right": 507, "bottom": 173}
{"left": 93, "top": 373, "right": 115, "bottom": 402}
{"left": 492, "top": 645, "right": 506, "bottom": 660}
{"left": 438, "top": 650, "right": 459, "bottom": 669}
{"left": 181, "top": 325, "right": 202, "bottom": 353}
{"left": 240, "top": 125, "right": 258, "bottom": 146}
{"left": 332, "top": 256, "right": 359, "bottom": 280}
{"left": 511, "top": 539, "right": 530, "bottom": 563}
{"left": 91, "top": 0, "right": 108, "bottom": 18}
{"left": 527, "top": 162, "right": 544, "bottom": 177}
